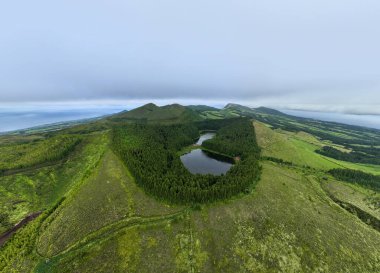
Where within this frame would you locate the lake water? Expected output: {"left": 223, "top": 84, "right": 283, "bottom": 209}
{"left": 180, "top": 149, "right": 233, "bottom": 175}
{"left": 180, "top": 133, "right": 233, "bottom": 175}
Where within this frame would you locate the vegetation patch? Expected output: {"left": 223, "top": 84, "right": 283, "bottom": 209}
{"left": 0, "top": 135, "right": 81, "bottom": 174}
{"left": 232, "top": 222, "right": 304, "bottom": 273}
{"left": 175, "top": 232, "right": 208, "bottom": 272}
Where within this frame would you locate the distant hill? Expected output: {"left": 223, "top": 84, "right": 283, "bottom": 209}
{"left": 188, "top": 103, "right": 289, "bottom": 120}
{"left": 109, "top": 103, "right": 201, "bottom": 123}
{"left": 187, "top": 105, "right": 220, "bottom": 113}
{"left": 114, "top": 103, "right": 158, "bottom": 119}
{"left": 224, "top": 103, "right": 253, "bottom": 112}
{"left": 254, "top": 107, "right": 288, "bottom": 116}
{"left": 223, "top": 103, "right": 289, "bottom": 117}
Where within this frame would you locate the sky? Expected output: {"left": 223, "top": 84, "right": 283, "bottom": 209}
{"left": 0, "top": 0, "right": 380, "bottom": 114}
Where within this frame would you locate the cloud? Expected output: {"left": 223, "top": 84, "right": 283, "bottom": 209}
{"left": 0, "top": 0, "right": 379, "bottom": 115}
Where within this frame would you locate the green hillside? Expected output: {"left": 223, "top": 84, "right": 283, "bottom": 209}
{"left": 187, "top": 105, "right": 220, "bottom": 113}
{"left": 1, "top": 103, "right": 380, "bottom": 272}
{"left": 110, "top": 103, "right": 201, "bottom": 123}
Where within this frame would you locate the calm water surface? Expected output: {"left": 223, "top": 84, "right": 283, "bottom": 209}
{"left": 181, "top": 133, "right": 232, "bottom": 175}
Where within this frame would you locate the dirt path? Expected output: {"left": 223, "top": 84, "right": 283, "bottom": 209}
{"left": 1, "top": 161, "right": 64, "bottom": 177}
{"left": 0, "top": 211, "right": 42, "bottom": 247}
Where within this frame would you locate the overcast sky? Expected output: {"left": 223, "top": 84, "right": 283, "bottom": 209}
{"left": 0, "top": 0, "right": 379, "bottom": 114}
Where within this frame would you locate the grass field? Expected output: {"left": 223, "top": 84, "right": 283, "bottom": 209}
{"left": 322, "top": 179, "right": 380, "bottom": 221}
{"left": 254, "top": 121, "right": 380, "bottom": 175}
{"left": 187, "top": 162, "right": 380, "bottom": 272}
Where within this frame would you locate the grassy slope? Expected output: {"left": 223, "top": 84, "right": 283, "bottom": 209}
{"left": 33, "top": 145, "right": 184, "bottom": 272}
{"left": 190, "top": 162, "right": 380, "bottom": 272}
{"left": 37, "top": 150, "right": 133, "bottom": 256}
{"left": 0, "top": 132, "right": 107, "bottom": 233}
{"left": 37, "top": 148, "right": 182, "bottom": 256}
{"left": 254, "top": 121, "right": 380, "bottom": 175}
{"left": 254, "top": 119, "right": 380, "bottom": 221}
{"left": 322, "top": 179, "right": 380, "bottom": 220}
{"left": 34, "top": 162, "right": 380, "bottom": 273}
{"left": 0, "top": 132, "right": 109, "bottom": 272}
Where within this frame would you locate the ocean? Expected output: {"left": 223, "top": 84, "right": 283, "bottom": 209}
{"left": 0, "top": 107, "right": 125, "bottom": 133}
{"left": 282, "top": 109, "right": 380, "bottom": 130}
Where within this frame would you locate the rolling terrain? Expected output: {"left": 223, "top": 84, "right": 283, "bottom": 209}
{"left": 0, "top": 103, "right": 380, "bottom": 272}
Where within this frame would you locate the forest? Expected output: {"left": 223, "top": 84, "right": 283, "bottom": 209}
{"left": 202, "top": 119, "right": 261, "bottom": 159}
{"left": 112, "top": 118, "right": 261, "bottom": 203}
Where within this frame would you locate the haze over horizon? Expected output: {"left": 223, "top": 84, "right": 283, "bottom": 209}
{"left": 1, "top": 0, "right": 380, "bottom": 115}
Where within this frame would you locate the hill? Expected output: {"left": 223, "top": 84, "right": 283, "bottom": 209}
{"left": 109, "top": 103, "right": 201, "bottom": 123}
{"left": 254, "top": 106, "right": 288, "bottom": 116}
{"left": 187, "top": 105, "right": 220, "bottom": 112}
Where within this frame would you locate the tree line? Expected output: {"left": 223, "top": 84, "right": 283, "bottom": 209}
{"left": 329, "top": 168, "right": 380, "bottom": 191}
{"left": 261, "top": 156, "right": 294, "bottom": 166}
{"left": 316, "top": 146, "right": 380, "bottom": 165}
{"left": 112, "top": 118, "right": 261, "bottom": 204}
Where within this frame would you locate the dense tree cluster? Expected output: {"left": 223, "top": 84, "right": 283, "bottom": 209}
{"left": 202, "top": 119, "right": 261, "bottom": 159}
{"left": 329, "top": 169, "right": 380, "bottom": 191}
{"left": 316, "top": 146, "right": 380, "bottom": 165}
{"left": 112, "top": 119, "right": 261, "bottom": 203}
{"left": 195, "top": 118, "right": 241, "bottom": 131}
